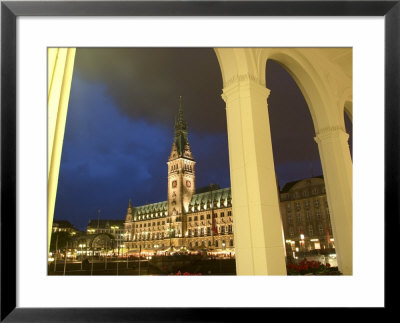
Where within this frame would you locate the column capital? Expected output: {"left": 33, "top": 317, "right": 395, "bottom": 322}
{"left": 221, "top": 73, "right": 270, "bottom": 103}
{"left": 314, "top": 126, "right": 349, "bottom": 144}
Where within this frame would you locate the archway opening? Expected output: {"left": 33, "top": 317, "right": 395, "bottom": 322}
{"left": 266, "top": 59, "right": 340, "bottom": 263}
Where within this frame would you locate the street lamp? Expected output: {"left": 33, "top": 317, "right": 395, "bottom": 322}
{"left": 300, "top": 233, "right": 305, "bottom": 253}
{"left": 168, "top": 227, "right": 174, "bottom": 248}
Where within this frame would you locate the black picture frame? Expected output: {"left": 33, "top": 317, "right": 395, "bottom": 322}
{"left": 1, "top": 0, "right": 398, "bottom": 321}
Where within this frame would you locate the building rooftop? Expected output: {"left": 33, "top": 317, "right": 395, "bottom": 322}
{"left": 53, "top": 220, "right": 75, "bottom": 228}
{"left": 87, "top": 219, "right": 125, "bottom": 229}
{"left": 280, "top": 175, "right": 323, "bottom": 193}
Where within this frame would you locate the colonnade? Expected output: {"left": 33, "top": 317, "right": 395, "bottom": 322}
{"left": 215, "top": 48, "right": 352, "bottom": 275}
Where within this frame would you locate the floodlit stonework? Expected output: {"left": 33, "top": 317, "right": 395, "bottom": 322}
{"left": 123, "top": 99, "right": 235, "bottom": 257}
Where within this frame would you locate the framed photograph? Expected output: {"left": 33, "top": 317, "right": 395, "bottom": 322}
{"left": 1, "top": 0, "right": 398, "bottom": 320}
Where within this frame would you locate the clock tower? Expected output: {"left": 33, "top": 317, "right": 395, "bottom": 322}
{"left": 167, "top": 96, "right": 196, "bottom": 244}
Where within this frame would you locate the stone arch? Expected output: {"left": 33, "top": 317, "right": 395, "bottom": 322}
{"left": 214, "top": 48, "right": 353, "bottom": 275}
{"left": 262, "top": 49, "right": 346, "bottom": 134}
{"left": 89, "top": 233, "right": 114, "bottom": 249}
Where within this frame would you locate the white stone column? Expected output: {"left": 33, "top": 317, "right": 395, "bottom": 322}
{"left": 315, "top": 127, "right": 352, "bottom": 275}
{"left": 48, "top": 48, "right": 76, "bottom": 251}
{"left": 222, "top": 75, "right": 287, "bottom": 275}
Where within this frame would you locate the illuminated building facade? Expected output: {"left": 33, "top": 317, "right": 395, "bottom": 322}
{"left": 52, "top": 220, "right": 78, "bottom": 234}
{"left": 124, "top": 100, "right": 234, "bottom": 255}
{"left": 86, "top": 219, "right": 126, "bottom": 250}
{"left": 123, "top": 100, "right": 333, "bottom": 259}
{"left": 279, "top": 177, "right": 335, "bottom": 255}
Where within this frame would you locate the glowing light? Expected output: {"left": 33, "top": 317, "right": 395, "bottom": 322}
{"left": 300, "top": 234, "right": 304, "bottom": 240}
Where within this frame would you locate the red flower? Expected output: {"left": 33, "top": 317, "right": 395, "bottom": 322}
{"left": 326, "top": 263, "right": 331, "bottom": 268}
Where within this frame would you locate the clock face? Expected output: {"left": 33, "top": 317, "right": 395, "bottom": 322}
{"left": 172, "top": 180, "right": 177, "bottom": 188}
{"left": 186, "top": 180, "right": 191, "bottom": 187}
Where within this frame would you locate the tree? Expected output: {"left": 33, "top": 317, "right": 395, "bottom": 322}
{"left": 49, "top": 231, "right": 72, "bottom": 252}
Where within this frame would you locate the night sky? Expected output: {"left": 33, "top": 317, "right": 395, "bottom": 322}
{"left": 54, "top": 48, "right": 352, "bottom": 231}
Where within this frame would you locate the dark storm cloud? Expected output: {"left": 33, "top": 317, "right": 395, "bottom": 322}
{"left": 55, "top": 49, "right": 352, "bottom": 230}
{"left": 266, "top": 60, "right": 320, "bottom": 165}
{"left": 74, "top": 48, "right": 226, "bottom": 134}
{"left": 266, "top": 60, "right": 352, "bottom": 188}
{"left": 55, "top": 77, "right": 172, "bottom": 229}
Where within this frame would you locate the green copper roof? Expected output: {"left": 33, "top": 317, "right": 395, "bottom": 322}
{"left": 132, "top": 201, "right": 168, "bottom": 216}
{"left": 189, "top": 187, "right": 232, "bottom": 212}
{"left": 173, "top": 96, "right": 189, "bottom": 156}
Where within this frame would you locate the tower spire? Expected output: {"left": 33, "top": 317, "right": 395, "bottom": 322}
{"left": 177, "top": 95, "right": 185, "bottom": 128}
{"left": 172, "top": 95, "right": 189, "bottom": 157}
